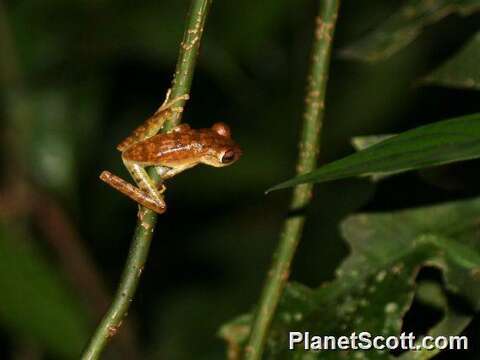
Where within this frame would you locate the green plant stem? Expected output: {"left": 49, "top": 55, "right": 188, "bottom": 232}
{"left": 244, "top": 1, "right": 340, "bottom": 359}
{"left": 80, "top": 1, "right": 212, "bottom": 359}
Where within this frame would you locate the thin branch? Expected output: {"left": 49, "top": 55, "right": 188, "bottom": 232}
{"left": 80, "top": 1, "right": 212, "bottom": 359}
{"left": 244, "top": 1, "right": 340, "bottom": 359}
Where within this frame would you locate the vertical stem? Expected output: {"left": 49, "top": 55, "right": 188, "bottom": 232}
{"left": 166, "top": 0, "right": 212, "bottom": 129}
{"left": 81, "top": 1, "right": 212, "bottom": 359}
{"left": 244, "top": 1, "right": 340, "bottom": 359}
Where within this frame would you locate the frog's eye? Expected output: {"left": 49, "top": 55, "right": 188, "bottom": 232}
{"left": 221, "top": 149, "right": 236, "bottom": 164}
{"left": 212, "top": 122, "right": 231, "bottom": 138}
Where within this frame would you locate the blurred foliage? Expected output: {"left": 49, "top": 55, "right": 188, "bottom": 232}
{"left": 341, "top": 0, "right": 480, "bottom": 62}
{"left": 0, "top": 223, "right": 89, "bottom": 358}
{"left": 425, "top": 30, "right": 480, "bottom": 90}
{"left": 0, "top": 0, "right": 480, "bottom": 359}
{"left": 222, "top": 197, "right": 480, "bottom": 359}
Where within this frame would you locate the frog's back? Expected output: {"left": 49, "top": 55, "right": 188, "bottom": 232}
{"left": 122, "top": 128, "right": 229, "bottom": 166}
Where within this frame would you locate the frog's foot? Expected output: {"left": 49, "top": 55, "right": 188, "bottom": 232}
{"left": 157, "top": 183, "right": 166, "bottom": 194}
{"left": 100, "top": 171, "right": 166, "bottom": 214}
{"left": 154, "top": 93, "right": 190, "bottom": 116}
{"left": 160, "top": 88, "right": 172, "bottom": 108}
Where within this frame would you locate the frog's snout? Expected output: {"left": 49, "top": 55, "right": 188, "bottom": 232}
{"left": 221, "top": 145, "right": 242, "bottom": 165}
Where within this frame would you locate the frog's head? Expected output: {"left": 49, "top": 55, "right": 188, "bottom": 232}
{"left": 202, "top": 122, "right": 242, "bottom": 167}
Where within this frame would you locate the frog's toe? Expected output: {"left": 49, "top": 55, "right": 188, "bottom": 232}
{"left": 158, "top": 183, "right": 167, "bottom": 194}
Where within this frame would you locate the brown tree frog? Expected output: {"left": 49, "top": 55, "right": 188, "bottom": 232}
{"left": 100, "top": 95, "right": 242, "bottom": 214}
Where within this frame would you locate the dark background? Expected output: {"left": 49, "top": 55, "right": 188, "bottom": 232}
{"left": 1, "top": 0, "right": 480, "bottom": 359}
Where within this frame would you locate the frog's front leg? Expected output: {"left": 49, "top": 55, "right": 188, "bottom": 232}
{"left": 117, "top": 94, "right": 189, "bottom": 152}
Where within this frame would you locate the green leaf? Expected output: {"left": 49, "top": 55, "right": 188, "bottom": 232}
{"left": 0, "top": 223, "right": 89, "bottom": 358}
{"left": 424, "top": 30, "right": 480, "bottom": 90}
{"left": 221, "top": 197, "right": 480, "bottom": 359}
{"left": 341, "top": 0, "right": 480, "bottom": 62}
{"left": 267, "top": 113, "right": 480, "bottom": 193}
{"left": 351, "top": 134, "right": 399, "bottom": 182}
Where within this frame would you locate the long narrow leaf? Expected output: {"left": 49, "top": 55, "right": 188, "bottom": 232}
{"left": 267, "top": 113, "right": 480, "bottom": 192}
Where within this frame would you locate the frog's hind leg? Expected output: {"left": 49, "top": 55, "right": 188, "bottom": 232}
{"left": 117, "top": 93, "right": 189, "bottom": 152}
{"left": 123, "top": 160, "right": 168, "bottom": 211}
{"left": 99, "top": 170, "right": 166, "bottom": 214}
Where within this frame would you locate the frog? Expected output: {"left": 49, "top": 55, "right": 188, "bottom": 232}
{"left": 100, "top": 94, "right": 242, "bottom": 214}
